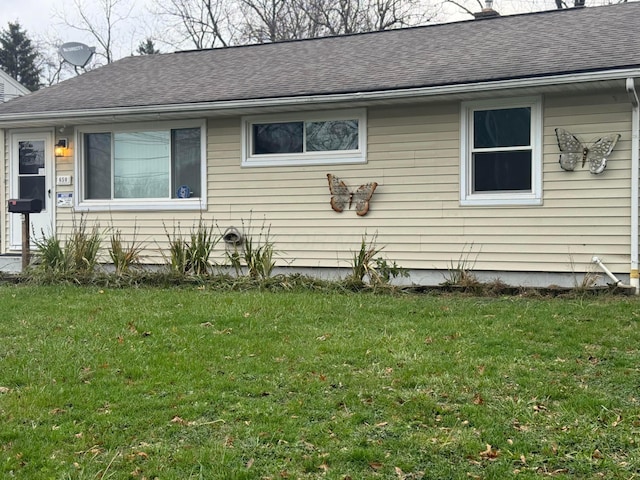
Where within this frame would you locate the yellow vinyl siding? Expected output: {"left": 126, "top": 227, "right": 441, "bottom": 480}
{"left": 44, "top": 90, "right": 634, "bottom": 278}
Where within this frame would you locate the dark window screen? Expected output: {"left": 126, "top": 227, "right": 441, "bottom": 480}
{"left": 473, "top": 151, "right": 532, "bottom": 192}
{"left": 474, "top": 108, "right": 531, "bottom": 148}
{"left": 253, "top": 122, "right": 303, "bottom": 154}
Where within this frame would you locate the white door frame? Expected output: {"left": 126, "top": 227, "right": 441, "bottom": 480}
{"left": 9, "top": 129, "right": 55, "bottom": 250}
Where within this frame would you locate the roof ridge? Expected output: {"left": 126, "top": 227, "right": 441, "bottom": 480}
{"left": 169, "top": 1, "right": 633, "bottom": 56}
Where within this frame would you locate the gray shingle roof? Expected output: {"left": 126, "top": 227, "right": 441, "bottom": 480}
{"left": 1, "top": 2, "right": 639, "bottom": 115}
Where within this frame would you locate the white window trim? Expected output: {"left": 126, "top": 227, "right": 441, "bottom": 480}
{"left": 75, "top": 119, "right": 207, "bottom": 212}
{"left": 241, "top": 108, "right": 367, "bottom": 167}
{"left": 460, "top": 96, "right": 543, "bottom": 207}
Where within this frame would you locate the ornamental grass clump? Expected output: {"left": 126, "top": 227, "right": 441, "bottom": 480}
{"left": 33, "top": 215, "right": 101, "bottom": 277}
{"left": 108, "top": 228, "right": 144, "bottom": 275}
{"left": 188, "top": 219, "right": 219, "bottom": 276}
{"left": 163, "top": 219, "right": 220, "bottom": 276}
{"left": 441, "top": 243, "right": 481, "bottom": 291}
{"left": 242, "top": 227, "right": 276, "bottom": 279}
{"left": 348, "top": 232, "right": 407, "bottom": 288}
{"left": 225, "top": 219, "right": 277, "bottom": 280}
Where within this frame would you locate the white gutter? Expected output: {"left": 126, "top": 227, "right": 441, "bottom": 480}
{"left": 0, "top": 67, "right": 639, "bottom": 126}
{"left": 626, "top": 77, "right": 640, "bottom": 293}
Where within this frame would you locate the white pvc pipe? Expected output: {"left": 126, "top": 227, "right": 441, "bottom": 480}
{"left": 592, "top": 256, "right": 629, "bottom": 287}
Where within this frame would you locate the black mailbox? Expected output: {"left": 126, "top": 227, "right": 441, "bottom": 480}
{"left": 8, "top": 198, "right": 43, "bottom": 214}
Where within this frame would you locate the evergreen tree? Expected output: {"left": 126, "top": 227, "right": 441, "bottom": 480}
{"left": 137, "top": 38, "right": 160, "bottom": 55}
{"left": 0, "top": 22, "right": 41, "bottom": 91}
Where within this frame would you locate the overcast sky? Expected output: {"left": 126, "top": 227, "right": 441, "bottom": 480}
{"left": 1, "top": 0, "right": 154, "bottom": 60}
{"left": 2, "top": 0, "right": 636, "bottom": 62}
{"left": 0, "top": 0, "right": 561, "bottom": 47}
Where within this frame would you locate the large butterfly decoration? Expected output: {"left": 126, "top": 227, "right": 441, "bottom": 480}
{"left": 555, "top": 128, "right": 621, "bottom": 175}
{"left": 327, "top": 173, "right": 378, "bottom": 216}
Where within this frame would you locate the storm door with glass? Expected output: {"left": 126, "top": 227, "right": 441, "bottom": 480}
{"left": 10, "top": 132, "right": 54, "bottom": 249}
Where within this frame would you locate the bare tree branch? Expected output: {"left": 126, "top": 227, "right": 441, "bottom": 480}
{"left": 55, "top": 0, "right": 135, "bottom": 64}
{"left": 154, "top": 0, "right": 236, "bottom": 49}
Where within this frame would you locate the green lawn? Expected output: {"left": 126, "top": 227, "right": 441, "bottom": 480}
{"left": 1, "top": 285, "right": 639, "bottom": 479}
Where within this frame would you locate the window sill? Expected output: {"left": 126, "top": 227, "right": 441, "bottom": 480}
{"left": 460, "top": 195, "right": 542, "bottom": 207}
{"left": 75, "top": 198, "right": 206, "bottom": 212}
{"left": 242, "top": 154, "right": 366, "bottom": 168}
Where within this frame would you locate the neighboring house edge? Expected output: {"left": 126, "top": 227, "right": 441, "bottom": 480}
{"left": 0, "top": 2, "right": 639, "bottom": 291}
{"left": 0, "top": 69, "right": 30, "bottom": 103}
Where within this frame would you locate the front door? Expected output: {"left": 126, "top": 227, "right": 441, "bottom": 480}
{"left": 10, "top": 132, "right": 54, "bottom": 250}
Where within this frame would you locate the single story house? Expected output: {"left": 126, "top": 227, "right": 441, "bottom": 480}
{"left": 1, "top": 2, "right": 639, "bottom": 289}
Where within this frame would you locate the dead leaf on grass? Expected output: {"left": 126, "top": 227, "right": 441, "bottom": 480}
{"left": 126, "top": 451, "right": 149, "bottom": 462}
{"left": 533, "top": 403, "right": 547, "bottom": 413}
{"left": 170, "top": 416, "right": 192, "bottom": 426}
{"left": 130, "top": 467, "right": 143, "bottom": 477}
{"left": 479, "top": 444, "right": 500, "bottom": 460}
{"left": 537, "top": 467, "right": 568, "bottom": 475}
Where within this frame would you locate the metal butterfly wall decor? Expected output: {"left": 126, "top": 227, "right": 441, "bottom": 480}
{"left": 327, "top": 173, "right": 378, "bottom": 216}
{"left": 555, "top": 128, "right": 621, "bottom": 175}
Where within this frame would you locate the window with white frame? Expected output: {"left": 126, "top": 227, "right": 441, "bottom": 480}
{"left": 242, "top": 109, "right": 367, "bottom": 167}
{"left": 79, "top": 120, "right": 206, "bottom": 210}
{"left": 460, "top": 97, "right": 542, "bottom": 206}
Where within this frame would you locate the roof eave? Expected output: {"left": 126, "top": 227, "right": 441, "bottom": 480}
{"left": 1, "top": 68, "right": 639, "bottom": 128}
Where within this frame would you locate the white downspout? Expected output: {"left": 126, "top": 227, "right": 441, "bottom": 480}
{"left": 626, "top": 78, "right": 640, "bottom": 294}
{"left": 0, "top": 128, "right": 4, "bottom": 255}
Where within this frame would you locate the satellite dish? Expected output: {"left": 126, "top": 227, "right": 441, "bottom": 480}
{"left": 59, "top": 42, "right": 96, "bottom": 67}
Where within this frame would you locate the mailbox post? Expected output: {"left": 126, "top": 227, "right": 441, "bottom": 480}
{"left": 8, "top": 199, "right": 43, "bottom": 270}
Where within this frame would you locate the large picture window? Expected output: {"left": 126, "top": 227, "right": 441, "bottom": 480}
{"left": 460, "top": 97, "right": 542, "bottom": 206}
{"left": 242, "top": 109, "right": 366, "bottom": 167}
{"left": 79, "top": 121, "right": 205, "bottom": 210}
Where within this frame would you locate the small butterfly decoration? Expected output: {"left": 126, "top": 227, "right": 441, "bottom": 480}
{"left": 327, "top": 173, "right": 378, "bottom": 216}
{"left": 555, "top": 128, "right": 621, "bottom": 175}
